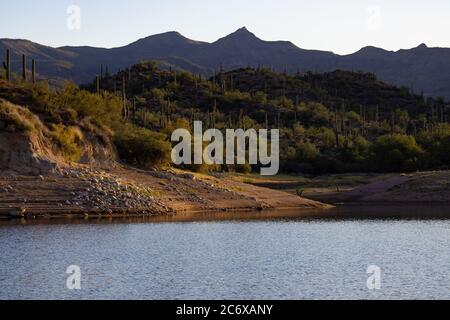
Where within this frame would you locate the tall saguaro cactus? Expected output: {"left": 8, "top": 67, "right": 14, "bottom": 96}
{"left": 32, "top": 59, "right": 36, "bottom": 84}
{"left": 22, "top": 54, "right": 27, "bottom": 81}
{"left": 122, "top": 76, "right": 127, "bottom": 120}
{"left": 2, "top": 49, "right": 11, "bottom": 81}
{"left": 212, "top": 99, "right": 217, "bottom": 128}
{"left": 95, "top": 75, "right": 100, "bottom": 95}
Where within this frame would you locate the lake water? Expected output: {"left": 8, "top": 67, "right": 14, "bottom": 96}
{"left": 1, "top": 206, "right": 450, "bottom": 300}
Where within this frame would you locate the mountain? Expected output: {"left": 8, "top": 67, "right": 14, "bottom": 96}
{"left": 1, "top": 27, "right": 450, "bottom": 99}
{"left": 338, "top": 43, "right": 450, "bottom": 98}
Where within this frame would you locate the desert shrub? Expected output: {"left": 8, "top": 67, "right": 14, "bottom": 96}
{"left": 295, "top": 141, "right": 320, "bottom": 162}
{"left": 162, "top": 117, "right": 191, "bottom": 135}
{"left": 346, "top": 111, "right": 362, "bottom": 124}
{"left": 272, "top": 96, "right": 294, "bottom": 109}
{"left": 151, "top": 88, "right": 166, "bottom": 102}
{"left": 370, "top": 134, "right": 423, "bottom": 172}
{"left": 429, "top": 135, "right": 450, "bottom": 167}
{"left": 50, "top": 124, "right": 84, "bottom": 162}
{"left": 341, "top": 136, "right": 371, "bottom": 162}
{"left": 21, "top": 81, "right": 123, "bottom": 130}
{"left": 0, "top": 101, "right": 42, "bottom": 133}
{"left": 114, "top": 126, "right": 171, "bottom": 168}
{"left": 416, "top": 125, "right": 450, "bottom": 165}
{"left": 298, "top": 102, "right": 331, "bottom": 126}
{"left": 78, "top": 117, "right": 113, "bottom": 146}
{"left": 252, "top": 91, "right": 268, "bottom": 104}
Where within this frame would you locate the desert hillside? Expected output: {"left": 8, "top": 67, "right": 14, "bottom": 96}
{"left": 0, "top": 79, "right": 329, "bottom": 219}
{"left": 2, "top": 59, "right": 450, "bottom": 219}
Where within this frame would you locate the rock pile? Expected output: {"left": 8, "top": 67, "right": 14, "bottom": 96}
{"left": 62, "top": 168, "right": 171, "bottom": 215}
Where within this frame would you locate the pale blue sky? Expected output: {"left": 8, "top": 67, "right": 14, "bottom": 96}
{"left": 1, "top": 0, "right": 449, "bottom": 54}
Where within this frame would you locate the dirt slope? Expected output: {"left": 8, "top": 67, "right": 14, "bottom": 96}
{"left": 308, "top": 171, "right": 450, "bottom": 204}
{"left": 0, "top": 165, "right": 331, "bottom": 219}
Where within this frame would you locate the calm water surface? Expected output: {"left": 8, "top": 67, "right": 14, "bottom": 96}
{"left": 1, "top": 206, "right": 450, "bottom": 300}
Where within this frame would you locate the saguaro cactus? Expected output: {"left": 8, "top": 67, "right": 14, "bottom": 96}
{"left": 95, "top": 75, "right": 100, "bottom": 95}
{"left": 122, "top": 76, "right": 127, "bottom": 120}
{"left": 32, "top": 59, "right": 36, "bottom": 84}
{"left": 333, "top": 106, "right": 340, "bottom": 149}
{"left": 22, "top": 54, "right": 27, "bottom": 81}
{"left": 265, "top": 111, "right": 268, "bottom": 130}
{"left": 2, "top": 49, "right": 11, "bottom": 81}
{"left": 212, "top": 99, "right": 217, "bottom": 128}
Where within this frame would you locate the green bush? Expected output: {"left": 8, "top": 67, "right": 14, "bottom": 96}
{"left": 295, "top": 141, "right": 320, "bottom": 162}
{"left": 114, "top": 126, "right": 171, "bottom": 169}
{"left": 341, "top": 136, "right": 371, "bottom": 162}
{"left": 370, "top": 134, "right": 423, "bottom": 172}
{"left": 430, "top": 135, "right": 450, "bottom": 166}
{"left": 50, "top": 124, "right": 84, "bottom": 162}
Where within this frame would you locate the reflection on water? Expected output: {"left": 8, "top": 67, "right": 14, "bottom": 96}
{"left": 1, "top": 205, "right": 450, "bottom": 300}
{"left": 1, "top": 205, "right": 450, "bottom": 226}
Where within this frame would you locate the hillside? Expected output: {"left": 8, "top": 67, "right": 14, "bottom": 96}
{"left": 0, "top": 78, "right": 329, "bottom": 219}
{"left": 81, "top": 61, "right": 449, "bottom": 174}
{"left": 2, "top": 28, "right": 450, "bottom": 98}
{"left": 94, "top": 62, "right": 440, "bottom": 122}
{"left": 1, "top": 60, "right": 450, "bottom": 218}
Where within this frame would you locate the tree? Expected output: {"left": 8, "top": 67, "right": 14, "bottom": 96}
{"left": 370, "top": 134, "right": 423, "bottom": 172}
{"left": 295, "top": 141, "right": 320, "bottom": 162}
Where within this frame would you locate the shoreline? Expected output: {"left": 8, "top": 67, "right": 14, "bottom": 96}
{"left": 0, "top": 207, "right": 329, "bottom": 223}
{"left": 2, "top": 203, "right": 450, "bottom": 225}
{"left": 3, "top": 169, "right": 450, "bottom": 221}
{"left": 0, "top": 165, "right": 332, "bottom": 220}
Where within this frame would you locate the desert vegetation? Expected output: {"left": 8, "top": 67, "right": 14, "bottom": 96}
{"left": 2, "top": 49, "right": 450, "bottom": 174}
{"left": 85, "top": 61, "right": 450, "bottom": 174}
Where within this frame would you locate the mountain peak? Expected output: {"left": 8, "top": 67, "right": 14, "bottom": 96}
{"left": 416, "top": 43, "right": 428, "bottom": 49}
{"left": 129, "top": 30, "right": 204, "bottom": 48}
{"left": 150, "top": 31, "right": 186, "bottom": 40}
{"left": 235, "top": 26, "right": 251, "bottom": 33}
{"left": 216, "top": 27, "right": 260, "bottom": 43}
{"left": 351, "top": 46, "right": 391, "bottom": 57}
{"left": 358, "top": 46, "right": 386, "bottom": 53}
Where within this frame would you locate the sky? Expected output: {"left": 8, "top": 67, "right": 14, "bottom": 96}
{"left": 1, "top": 0, "right": 450, "bottom": 54}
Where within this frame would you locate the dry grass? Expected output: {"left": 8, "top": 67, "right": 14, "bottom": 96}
{"left": 0, "top": 99, "right": 43, "bottom": 133}
{"left": 49, "top": 124, "right": 84, "bottom": 162}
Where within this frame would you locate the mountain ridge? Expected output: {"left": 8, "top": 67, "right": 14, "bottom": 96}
{"left": 1, "top": 28, "right": 450, "bottom": 98}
